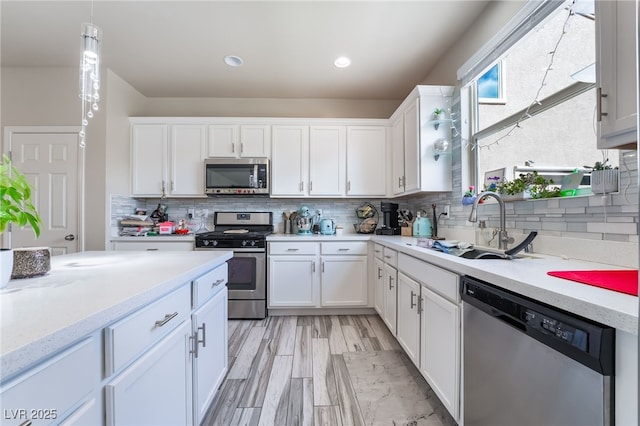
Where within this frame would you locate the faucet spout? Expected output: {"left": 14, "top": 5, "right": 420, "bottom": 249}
{"left": 468, "top": 191, "right": 511, "bottom": 250}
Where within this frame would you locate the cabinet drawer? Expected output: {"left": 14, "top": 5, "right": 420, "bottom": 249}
{"left": 269, "top": 242, "right": 319, "bottom": 255}
{"left": 105, "top": 285, "right": 191, "bottom": 375}
{"left": 398, "top": 253, "right": 459, "bottom": 302}
{"left": 321, "top": 241, "right": 368, "bottom": 255}
{"left": 382, "top": 247, "right": 398, "bottom": 267}
{"left": 192, "top": 263, "right": 228, "bottom": 308}
{"left": 0, "top": 337, "right": 100, "bottom": 425}
{"left": 373, "top": 243, "right": 384, "bottom": 260}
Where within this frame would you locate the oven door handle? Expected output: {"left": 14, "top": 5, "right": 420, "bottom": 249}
{"left": 198, "top": 247, "right": 265, "bottom": 253}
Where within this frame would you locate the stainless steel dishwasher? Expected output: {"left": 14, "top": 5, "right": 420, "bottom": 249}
{"left": 461, "top": 276, "right": 615, "bottom": 426}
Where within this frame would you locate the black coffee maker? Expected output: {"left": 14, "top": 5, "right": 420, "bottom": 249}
{"left": 375, "top": 202, "right": 401, "bottom": 235}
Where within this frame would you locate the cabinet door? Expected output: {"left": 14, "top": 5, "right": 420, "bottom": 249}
{"left": 373, "top": 257, "right": 385, "bottom": 316}
{"left": 396, "top": 272, "right": 420, "bottom": 367}
{"left": 268, "top": 255, "right": 318, "bottom": 307}
{"left": 382, "top": 263, "right": 397, "bottom": 335}
{"left": 208, "top": 124, "right": 238, "bottom": 157}
{"left": 321, "top": 256, "right": 367, "bottom": 307}
{"left": 240, "top": 125, "right": 271, "bottom": 157}
{"left": 105, "top": 320, "right": 193, "bottom": 426}
{"left": 596, "top": 0, "right": 637, "bottom": 148}
{"left": 391, "top": 117, "right": 405, "bottom": 195}
{"left": 346, "top": 126, "right": 386, "bottom": 197}
{"left": 169, "top": 124, "right": 206, "bottom": 196}
{"left": 309, "top": 126, "right": 346, "bottom": 196}
{"left": 403, "top": 100, "right": 420, "bottom": 193}
{"left": 271, "top": 125, "right": 309, "bottom": 196}
{"left": 192, "top": 287, "right": 228, "bottom": 424}
{"left": 420, "top": 285, "right": 460, "bottom": 421}
{"left": 111, "top": 241, "right": 194, "bottom": 251}
{"left": 131, "top": 124, "right": 167, "bottom": 196}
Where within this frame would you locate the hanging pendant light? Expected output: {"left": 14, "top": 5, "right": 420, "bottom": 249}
{"left": 79, "top": 21, "right": 102, "bottom": 148}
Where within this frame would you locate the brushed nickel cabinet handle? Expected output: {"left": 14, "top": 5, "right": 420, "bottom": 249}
{"left": 322, "top": 261, "right": 325, "bottom": 273}
{"left": 398, "top": 176, "right": 403, "bottom": 188}
{"left": 309, "top": 181, "right": 313, "bottom": 191}
{"left": 155, "top": 312, "right": 178, "bottom": 327}
{"left": 597, "top": 87, "right": 608, "bottom": 121}
{"left": 410, "top": 291, "right": 417, "bottom": 309}
{"left": 212, "top": 278, "right": 225, "bottom": 287}
{"left": 419, "top": 296, "right": 424, "bottom": 314}
{"left": 312, "top": 261, "right": 316, "bottom": 273}
{"left": 389, "top": 276, "right": 394, "bottom": 290}
{"left": 198, "top": 323, "right": 206, "bottom": 349}
{"left": 338, "top": 248, "right": 350, "bottom": 251}
{"left": 378, "top": 267, "right": 382, "bottom": 279}
{"left": 287, "top": 248, "right": 300, "bottom": 251}
{"left": 231, "top": 142, "right": 235, "bottom": 153}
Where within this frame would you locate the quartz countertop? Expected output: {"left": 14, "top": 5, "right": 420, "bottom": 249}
{"left": 372, "top": 236, "right": 638, "bottom": 335}
{"left": 0, "top": 250, "right": 232, "bottom": 379}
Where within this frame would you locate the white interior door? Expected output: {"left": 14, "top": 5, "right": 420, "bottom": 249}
{"left": 5, "top": 127, "right": 81, "bottom": 255}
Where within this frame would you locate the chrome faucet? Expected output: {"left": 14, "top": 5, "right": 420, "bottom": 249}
{"left": 468, "top": 191, "right": 514, "bottom": 250}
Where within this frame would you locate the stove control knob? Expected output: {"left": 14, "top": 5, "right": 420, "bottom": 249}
{"left": 250, "top": 240, "right": 256, "bottom": 246}
{"left": 241, "top": 240, "right": 248, "bottom": 247}
{"left": 203, "top": 240, "right": 210, "bottom": 246}
{"left": 213, "top": 240, "right": 218, "bottom": 247}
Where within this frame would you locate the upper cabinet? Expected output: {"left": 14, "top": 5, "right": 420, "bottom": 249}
{"left": 131, "top": 122, "right": 206, "bottom": 197}
{"left": 389, "top": 86, "right": 454, "bottom": 197}
{"left": 271, "top": 123, "right": 386, "bottom": 198}
{"left": 595, "top": 0, "right": 637, "bottom": 149}
{"left": 208, "top": 124, "right": 271, "bottom": 158}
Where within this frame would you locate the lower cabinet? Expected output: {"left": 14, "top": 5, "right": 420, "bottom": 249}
{"left": 373, "top": 256, "right": 385, "bottom": 316}
{"left": 105, "top": 320, "right": 193, "bottom": 426}
{"left": 111, "top": 240, "right": 194, "bottom": 251}
{"left": 268, "top": 241, "right": 368, "bottom": 309}
{"left": 192, "top": 287, "right": 228, "bottom": 424}
{"left": 419, "top": 285, "right": 460, "bottom": 420}
{"left": 396, "top": 272, "right": 421, "bottom": 365}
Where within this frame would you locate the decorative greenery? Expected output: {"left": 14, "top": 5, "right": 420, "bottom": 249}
{"left": 463, "top": 185, "right": 475, "bottom": 197}
{"left": 0, "top": 154, "right": 41, "bottom": 236}
{"left": 433, "top": 108, "right": 444, "bottom": 116}
{"left": 495, "top": 172, "right": 561, "bottom": 199}
{"left": 591, "top": 158, "right": 618, "bottom": 171}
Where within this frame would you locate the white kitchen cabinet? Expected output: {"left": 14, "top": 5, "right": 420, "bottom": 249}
{"left": 111, "top": 240, "right": 194, "bottom": 251}
{"left": 131, "top": 124, "right": 167, "bottom": 196}
{"left": 388, "top": 86, "right": 454, "bottom": 197}
{"left": 420, "top": 285, "right": 460, "bottom": 421}
{"left": 373, "top": 256, "right": 385, "bottom": 316}
{"left": 271, "top": 125, "right": 309, "bottom": 197}
{"left": 382, "top": 262, "right": 397, "bottom": 335}
{"left": 268, "top": 241, "right": 369, "bottom": 309}
{"left": 0, "top": 336, "right": 101, "bottom": 426}
{"left": 192, "top": 285, "right": 228, "bottom": 424}
{"left": 131, "top": 123, "right": 206, "bottom": 197}
{"left": 396, "top": 272, "right": 421, "bottom": 366}
{"left": 391, "top": 116, "right": 405, "bottom": 196}
{"left": 309, "top": 126, "right": 346, "bottom": 196}
{"left": 269, "top": 255, "right": 319, "bottom": 307}
{"left": 346, "top": 126, "right": 387, "bottom": 197}
{"left": 105, "top": 320, "right": 193, "bottom": 426}
{"left": 320, "top": 241, "right": 368, "bottom": 307}
{"left": 595, "top": 0, "right": 637, "bottom": 149}
{"left": 207, "top": 124, "right": 270, "bottom": 158}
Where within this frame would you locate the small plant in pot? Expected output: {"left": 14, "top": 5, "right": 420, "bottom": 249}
{"left": 589, "top": 158, "right": 619, "bottom": 194}
{"left": 496, "top": 172, "right": 560, "bottom": 200}
{"left": 433, "top": 107, "right": 446, "bottom": 120}
{"left": 1, "top": 154, "right": 42, "bottom": 288}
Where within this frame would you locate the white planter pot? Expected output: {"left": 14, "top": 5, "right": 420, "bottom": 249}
{"left": 1, "top": 248, "right": 14, "bottom": 289}
{"left": 591, "top": 169, "right": 619, "bottom": 194}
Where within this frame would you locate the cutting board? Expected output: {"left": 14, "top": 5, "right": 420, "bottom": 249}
{"left": 547, "top": 270, "right": 638, "bottom": 296}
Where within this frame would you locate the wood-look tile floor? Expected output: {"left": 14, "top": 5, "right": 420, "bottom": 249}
{"left": 202, "top": 315, "right": 457, "bottom": 426}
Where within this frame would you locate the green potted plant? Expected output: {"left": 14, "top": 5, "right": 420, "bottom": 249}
{"left": 433, "top": 107, "right": 446, "bottom": 120}
{"left": 462, "top": 185, "right": 476, "bottom": 205}
{"left": 1, "top": 154, "right": 42, "bottom": 287}
{"left": 590, "top": 158, "right": 619, "bottom": 194}
{"left": 496, "top": 172, "right": 560, "bottom": 200}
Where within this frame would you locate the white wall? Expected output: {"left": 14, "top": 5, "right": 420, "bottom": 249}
{"left": 0, "top": 67, "right": 107, "bottom": 251}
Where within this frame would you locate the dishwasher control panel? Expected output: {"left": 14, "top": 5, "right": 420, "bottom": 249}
{"left": 524, "top": 309, "right": 588, "bottom": 352}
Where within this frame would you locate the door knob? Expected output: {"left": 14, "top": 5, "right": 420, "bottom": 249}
{"left": 64, "top": 234, "right": 75, "bottom": 241}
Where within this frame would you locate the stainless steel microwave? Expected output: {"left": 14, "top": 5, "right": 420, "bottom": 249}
{"left": 204, "top": 158, "right": 270, "bottom": 196}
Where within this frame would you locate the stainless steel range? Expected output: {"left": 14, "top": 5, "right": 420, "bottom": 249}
{"left": 195, "top": 212, "right": 273, "bottom": 319}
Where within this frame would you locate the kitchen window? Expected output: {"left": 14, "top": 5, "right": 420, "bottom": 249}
{"left": 461, "top": 0, "right": 612, "bottom": 193}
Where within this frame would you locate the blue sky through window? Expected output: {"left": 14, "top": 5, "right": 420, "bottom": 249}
{"left": 478, "top": 63, "right": 500, "bottom": 99}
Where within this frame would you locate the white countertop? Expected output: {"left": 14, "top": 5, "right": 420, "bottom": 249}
{"left": 268, "top": 233, "right": 371, "bottom": 241}
{"left": 372, "top": 236, "right": 638, "bottom": 335}
{"left": 0, "top": 250, "right": 232, "bottom": 379}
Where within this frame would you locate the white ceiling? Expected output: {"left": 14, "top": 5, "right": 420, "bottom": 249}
{"left": 1, "top": 1, "right": 490, "bottom": 100}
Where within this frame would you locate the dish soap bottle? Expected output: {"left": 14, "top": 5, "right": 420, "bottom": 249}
{"left": 412, "top": 211, "right": 432, "bottom": 237}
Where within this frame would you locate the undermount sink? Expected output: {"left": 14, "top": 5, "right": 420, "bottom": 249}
{"left": 458, "top": 248, "right": 540, "bottom": 260}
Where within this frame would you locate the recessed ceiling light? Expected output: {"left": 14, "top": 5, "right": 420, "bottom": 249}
{"left": 334, "top": 56, "right": 351, "bottom": 68}
{"left": 224, "top": 55, "right": 244, "bottom": 67}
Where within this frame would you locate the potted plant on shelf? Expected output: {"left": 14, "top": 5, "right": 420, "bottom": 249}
{"left": 589, "top": 158, "right": 619, "bottom": 194}
{"left": 462, "top": 185, "right": 476, "bottom": 205}
{"left": 1, "top": 154, "right": 42, "bottom": 288}
{"left": 433, "top": 108, "right": 446, "bottom": 120}
{"left": 495, "top": 172, "right": 560, "bottom": 200}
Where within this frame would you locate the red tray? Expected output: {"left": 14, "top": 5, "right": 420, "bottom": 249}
{"left": 547, "top": 270, "right": 638, "bottom": 296}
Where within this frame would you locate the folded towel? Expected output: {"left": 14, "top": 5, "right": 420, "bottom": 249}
{"left": 432, "top": 240, "right": 474, "bottom": 256}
